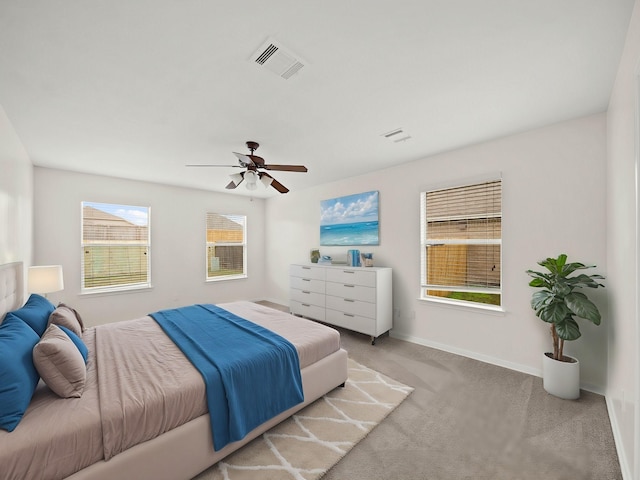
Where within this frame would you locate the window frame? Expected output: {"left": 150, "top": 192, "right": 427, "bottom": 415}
{"left": 205, "top": 213, "right": 247, "bottom": 282}
{"left": 420, "top": 176, "right": 503, "bottom": 310}
{"left": 80, "top": 201, "right": 151, "bottom": 295}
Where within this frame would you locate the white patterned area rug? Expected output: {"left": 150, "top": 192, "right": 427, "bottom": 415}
{"left": 193, "top": 358, "right": 413, "bottom": 480}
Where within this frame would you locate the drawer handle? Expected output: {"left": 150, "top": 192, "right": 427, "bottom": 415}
{"left": 302, "top": 303, "right": 311, "bottom": 307}
{"left": 343, "top": 313, "right": 355, "bottom": 317}
{"left": 343, "top": 270, "right": 355, "bottom": 274}
{"left": 302, "top": 278, "right": 311, "bottom": 282}
{"left": 344, "top": 298, "right": 355, "bottom": 302}
{"left": 302, "top": 266, "right": 311, "bottom": 270}
{"left": 302, "top": 290, "right": 311, "bottom": 294}
{"left": 344, "top": 284, "right": 355, "bottom": 288}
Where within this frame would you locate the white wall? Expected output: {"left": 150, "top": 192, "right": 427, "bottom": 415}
{"left": 606, "top": 0, "right": 640, "bottom": 477}
{"left": 0, "top": 104, "right": 32, "bottom": 280}
{"left": 33, "top": 167, "right": 266, "bottom": 326}
{"left": 265, "top": 113, "right": 608, "bottom": 390}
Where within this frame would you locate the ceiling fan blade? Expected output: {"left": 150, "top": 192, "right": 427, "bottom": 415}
{"left": 258, "top": 172, "right": 288, "bottom": 193}
{"left": 232, "top": 152, "right": 256, "bottom": 167}
{"left": 225, "top": 180, "right": 239, "bottom": 189}
{"left": 263, "top": 164, "right": 308, "bottom": 172}
{"left": 186, "top": 164, "right": 242, "bottom": 167}
{"left": 268, "top": 176, "right": 289, "bottom": 193}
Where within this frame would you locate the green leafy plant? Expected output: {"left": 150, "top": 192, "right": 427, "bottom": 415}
{"left": 526, "top": 254, "right": 605, "bottom": 362}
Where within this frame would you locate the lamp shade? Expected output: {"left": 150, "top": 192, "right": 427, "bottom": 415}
{"left": 28, "top": 265, "right": 64, "bottom": 294}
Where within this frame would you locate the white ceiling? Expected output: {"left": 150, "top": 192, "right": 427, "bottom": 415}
{"left": 0, "top": 1, "right": 635, "bottom": 197}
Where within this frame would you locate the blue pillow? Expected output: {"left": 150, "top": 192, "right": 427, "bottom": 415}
{"left": 9, "top": 294, "right": 56, "bottom": 336}
{"left": 58, "top": 325, "right": 88, "bottom": 364}
{"left": 0, "top": 315, "right": 40, "bottom": 432}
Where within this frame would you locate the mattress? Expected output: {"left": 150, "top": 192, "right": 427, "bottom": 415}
{"left": 0, "top": 301, "right": 342, "bottom": 480}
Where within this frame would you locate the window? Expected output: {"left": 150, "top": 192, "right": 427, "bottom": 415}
{"left": 420, "top": 178, "right": 502, "bottom": 308}
{"left": 206, "top": 213, "right": 246, "bottom": 281}
{"left": 81, "top": 202, "right": 150, "bottom": 293}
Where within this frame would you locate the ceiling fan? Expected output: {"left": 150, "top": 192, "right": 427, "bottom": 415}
{"left": 186, "top": 141, "right": 308, "bottom": 193}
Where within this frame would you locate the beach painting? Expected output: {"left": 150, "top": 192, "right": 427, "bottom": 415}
{"left": 320, "top": 191, "right": 379, "bottom": 246}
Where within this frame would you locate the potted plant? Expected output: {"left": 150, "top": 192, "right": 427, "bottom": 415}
{"left": 526, "top": 254, "right": 605, "bottom": 399}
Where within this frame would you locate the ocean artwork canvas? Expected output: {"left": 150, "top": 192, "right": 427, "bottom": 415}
{"left": 320, "top": 191, "right": 379, "bottom": 246}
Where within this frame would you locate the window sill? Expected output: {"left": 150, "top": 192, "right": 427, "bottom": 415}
{"left": 206, "top": 274, "right": 248, "bottom": 283}
{"left": 419, "top": 296, "right": 505, "bottom": 315}
{"left": 80, "top": 284, "right": 154, "bottom": 297}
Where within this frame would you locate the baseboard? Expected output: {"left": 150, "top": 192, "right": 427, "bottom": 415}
{"left": 389, "top": 331, "right": 605, "bottom": 395}
{"left": 606, "top": 395, "right": 634, "bottom": 480}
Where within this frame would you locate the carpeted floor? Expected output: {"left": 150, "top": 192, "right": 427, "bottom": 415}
{"left": 193, "top": 358, "right": 412, "bottom": 479}
{"left": 259, "top": 301, "right": 622, "bottom": 480}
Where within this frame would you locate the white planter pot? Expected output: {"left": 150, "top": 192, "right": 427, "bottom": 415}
{"left": 542, "top": 352, "right": 580, "bottom": 400}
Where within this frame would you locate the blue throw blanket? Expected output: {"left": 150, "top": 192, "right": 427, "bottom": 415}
{"left": 149, "top": 304, "right": 304, "bottom": 451}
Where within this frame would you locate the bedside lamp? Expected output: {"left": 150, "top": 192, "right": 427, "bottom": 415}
{"left": 28, "top": 265, "right": 64, "bottom": 298}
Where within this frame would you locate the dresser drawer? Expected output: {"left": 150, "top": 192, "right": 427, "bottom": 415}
{"left": 290, "top": 288, "right": 325, "bottom": 307}
{"left": 325, "top": 268, "right": 376, "bottom": 287}
{"left": 290, "top": 300, "right": 326, "bottom": 321}
{"left": 325, "top": 281, "right": 376, "bottom": 303}
{"left": 290, "top": 264, "right": 326, "bottom": 280}
{"left": 325, "top": 295, "right": 376, "bottom": 318}
{"left": 325, "top": 308, "right": 375, "bottom": 336}
{"left": 290, "top": 276, "right": 325, "bottom": 294}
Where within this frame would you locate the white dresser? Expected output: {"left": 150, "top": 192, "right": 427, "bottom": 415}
{"left": 289, "top": 263, "right": 392, "bottom": 344}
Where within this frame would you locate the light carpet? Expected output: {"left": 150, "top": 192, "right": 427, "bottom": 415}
{"left": 193, "top": 358, "right": 413, "bottom": 480}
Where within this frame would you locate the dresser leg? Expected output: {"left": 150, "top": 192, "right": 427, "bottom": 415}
{"left": 371, "top": 336, "right": 376, "bottom": 345}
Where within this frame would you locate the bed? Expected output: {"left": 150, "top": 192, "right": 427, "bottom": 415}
{"left": 0, "top": 262, "right": 349, "bottom": 480}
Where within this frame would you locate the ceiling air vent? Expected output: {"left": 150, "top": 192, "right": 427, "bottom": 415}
{"left": 381, "top": 128, "right": 412, "bottom": 143}
{"left": 250, "top": 38, "right": 305, "bottom": 80}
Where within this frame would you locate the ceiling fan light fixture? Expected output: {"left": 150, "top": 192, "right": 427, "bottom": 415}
{"left": 260, "top": 175, "right": 273, "bottom": 188}
{"left": 229, "top": 172, "right": 243, "bottom": 186}
{"left": 244, "top": 170, "right": 258, "bottom": 190}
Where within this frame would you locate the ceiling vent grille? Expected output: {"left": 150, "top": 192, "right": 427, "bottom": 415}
{"left": 382, "top": 128, "right": 412, "bottom": 143}
{"left": 251, "top": 38, "right": 305, "bottom": 80}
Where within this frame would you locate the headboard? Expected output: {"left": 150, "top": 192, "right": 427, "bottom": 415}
{"left": 0, "top": 261, "right": 23, "bottom": 321}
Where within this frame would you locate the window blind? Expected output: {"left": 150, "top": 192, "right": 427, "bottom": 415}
{"left": 81, "top": 202, "right": 150, "bottom": 290}
{"left": 420, "top": 179, "right": 502, "bottom": 306}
